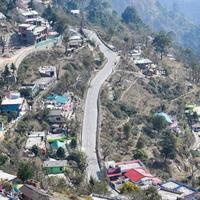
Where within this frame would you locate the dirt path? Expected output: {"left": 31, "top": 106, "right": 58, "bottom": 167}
{"left": 120, "top": 78, "right": 138, "bottom": 101}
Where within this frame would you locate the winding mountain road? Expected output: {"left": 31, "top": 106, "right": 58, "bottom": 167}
{"left": 82, "top": 30, "right": 120, "bottom": 179}
{"left": 0, "top": 39, "right": 59, "bottom": 70}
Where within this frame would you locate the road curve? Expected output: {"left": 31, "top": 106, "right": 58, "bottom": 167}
{"left": 82, "top": 30, "right": 120, "bottom": 179}
{"left": 0, "top": 40, "right": 58, "bottom": 70}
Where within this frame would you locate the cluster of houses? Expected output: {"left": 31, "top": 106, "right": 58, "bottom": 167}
{"left": 0, "top": 170, "right": 50, "bottom": 200}
{"left": 24, "top": 129, "right": 69, "bottom": 175}
{"left": 105, "top": 160, "right": 199, "bottom": 200}
{"left": 17, "top": 7, "right": 58, "bottom": 45}
{"left": 130, "top": 48, "right": 166, "bottom": 77}
{"left": 185, "top": 104, "right": 200, "bottom": 133}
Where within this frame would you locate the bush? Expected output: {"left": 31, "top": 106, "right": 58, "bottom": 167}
{"left": 152, "top": 115, "right": 168, "bottom": 131}
{"left": 17, "top": 161, "right": 34, "bottom": 182}
{"left": 56, "top": 147, "right": 65, "bottom": 159}
{"left": 120, "top": 182, "right": 139, "bottom": 194}
{"left": 133, "top": 149, "right": 148, "bottom": 164}
{"left": 0, "top": 154, "right": 8, "bottom": 165}
{"left": 31, "top": 145, "right": 39, "bottom": 156}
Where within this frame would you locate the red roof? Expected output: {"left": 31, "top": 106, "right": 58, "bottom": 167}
{"left": 124, "top": 169, "right": 145, "bottom": 183}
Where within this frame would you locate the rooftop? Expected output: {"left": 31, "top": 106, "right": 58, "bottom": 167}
{"left": 1, "top": 98, "right": 24, "bottom": 105}
{"left": 155, "top": 112, "right": 173, "bottom": 124}
{"left": 21, "top": 10, "right": 38, "bottom": 17}
{"left": 25, "top": 132, "right": 46, "bottom": 149}
{"left": 69, "top": 35, "right": 82, "bottom": 41}
{"left": 20, "top": 184, "right": 49, "bottom": 200}
{"left": 33, "top": 26, "right": 47, "bottom": 35}
{"left": 0, "top": 170, "right": 17, "bottom": 181}
{"left": 47, "top": 94, "right": 68, "bottom": 104}
{"left": 70, "top": 10, "right": 80, "bottom": 14}
{"left": 43, "top": 160, "right": 68, "bottom": 168}
{"left": 159, "top": 181, "right": 198, "bottom": 199}
{"left": 134, "top": 58, "right": 152, "bottom": 65}
{"left": 19, "top": 23, "right": 31, "bottom": 28}
{"left": 48, "top": 109, "right": 62, "bottom": 116}
{"left": 33, "top": 77, "right": 54, "bottom": 85}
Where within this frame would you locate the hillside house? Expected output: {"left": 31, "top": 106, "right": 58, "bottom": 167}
{"left": 18, "top": 24, "right": 48, "bottom": 45}
{"left": 155, "top": 112, "right": 173, "bottom": 124}
{"left": 70, "top": 10, "right": 80, "bottom": 15}
{"left": 19, "top": 9, "right": 39, "bottom": 21}
{"left": 134, "top": 58, "right": 153, "bottom": 69}
{"left": 1, "top": 92, "right": 27, "bottom": 116}
{"left": 45, "top": 94, "right": 71, "bottom": 110}
{"left": 33, "top": 77, "right": 55, "bottom": 90}
{"left": 48, "top": 110, "right": 65, "bottom": 124}
{"left": 158, "top": 181, "right": 199, "bottom": 200}
{"left": 20, "top": 184, "right": 49, "bottom": 200}
{"left": 25, "top": 131, "right": 46, "bottom": 155}
{"left": 68, "top": 35, "right": 83, "bottom": 48}
{"left": 43, "top": 160, "right": 68, "bottom": 174}
{"left": 105, "top": 160, "right": 161, "bottom": 191}
{"left": 20, "top": 84, "right": 40, "bottom": 98}
{"left": 50, "top": 140, "right": 66, "bottom": 151}
{"left": 39, "top": 66, "right": 57, "bottom": 78}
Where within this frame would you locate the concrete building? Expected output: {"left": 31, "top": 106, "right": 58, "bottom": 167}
{"left": 25, "top": 131, "right": 46, "bottom": 150}
{"left": 33, "top": 77, "right": 55, "bottom": 90}
{"left": 1, "top": 92, "right": 27, "bottom": 115}
{"left": 68, "top": 35, "right": 83, "bottom": 48}
{"left": 20, "top": 184, "right": 49, "bottom": 200}
{"left": 159, "top": 181, "right": 199, "bottom": 200}
{"left": 19, "top": 9, "right": 39, "bottom": 21}
{"left": 39, "top": 66, "right": 57, "bottom": 78}
{"left": 20, "top": 84, "right": 40, "bottom": 98}
{"left": 43, "top": 160, "right": 68, "bottom": 174}
{"left": 18, "top": 23, "right": 48, "bottom": 44}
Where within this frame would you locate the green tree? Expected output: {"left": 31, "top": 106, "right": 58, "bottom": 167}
{"left": 133, "top": 149, "right": 148, "bottom": 164}
{"left": 10, "top": 63, "right": 16, "bottom": 74}
{"left": 91, "top": 180, "right": 109, "bottom": 195}
{"left": 152, "top": 31, "right": 172, "bottom": 60}
{"left": 56, "top": 147, "right": 65, "bottom": 159}
{"left": 31, "top": 145, "right": 39, "bottom": 156}
{"left": 0, "top": 154, "right": 8, "bottom": 165}
{"left": 17, "top": 162, "right": 34, "bottom": 182}
{"left": 123, "top": 122, "right": 131, "bottom": 139}
{"left": 3, "top": 64, "right": 10, "bottom": 77}
{"left": 122, "top": 6, "right": 144, "bottom": 30}
{"left": 67, "top": 150, "right": 87, "bottom": 172}
{"left": 0, "top": 180, "right": 12, "bottom": 192}
{"left": 70, "top": 138, "right": 77, "bottom": 149}
{"left": 144, "top": 186, "right": 161, "bottom": 200}
{"left": 161, "top": 132, "right": 177, "bottom": 162}
{"left": 152, "top": 115, "right": 168, "bottom": 131}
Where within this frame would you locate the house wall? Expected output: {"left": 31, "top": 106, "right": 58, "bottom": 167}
{"left": 1, "top": 104, "right": 21, "bottom": 113}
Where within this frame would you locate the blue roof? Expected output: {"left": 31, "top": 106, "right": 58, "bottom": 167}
{"left": 155, "top": 112, "right": 172, "bottom": 124}
{"left": 47, "top": 94, "right": 68, "bottom": 104}
{"left": 50, "top": 141, "right": 65, "bottom": 149}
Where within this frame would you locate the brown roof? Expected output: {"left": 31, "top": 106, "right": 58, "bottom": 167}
{"left": 20, "top": 184, "right": 49, "bottom": 200}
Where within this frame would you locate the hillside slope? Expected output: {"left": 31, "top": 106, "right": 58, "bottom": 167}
{"left": 111, "top": 0, "right": 200, "bottom": 54}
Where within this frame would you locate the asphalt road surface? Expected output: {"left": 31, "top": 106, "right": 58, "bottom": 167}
{"left": 82, "top": 30, "right": 120, "bottom": 180}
